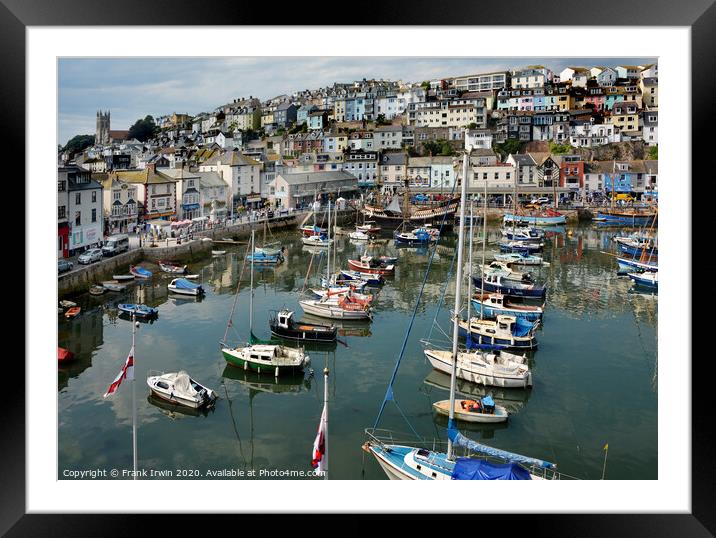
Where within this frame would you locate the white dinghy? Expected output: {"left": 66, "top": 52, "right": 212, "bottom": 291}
{"left": 146, "top": 371, "right": 217, "bottom": 409}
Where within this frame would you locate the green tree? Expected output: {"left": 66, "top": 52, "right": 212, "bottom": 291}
{"left": 493, "top": 139, "right": 522, "bottom": 159}
{"left": 549, "top": 141, "right": 572, "bottom": 155}
{"left": 647, "top": 145, "right": 658, "bottom": 159}
{"left": 439, "top": 140, "right": 455, "bottom": 156}
{"left": 62, "top": 134, "right": 95, "bottom": 157}
{"left": 467, "top": 122, "right": 478, "bottom": 130}
{"left": 420, "top": 81, "right": 430, "bottom": 91}
{"left": 128, "top": 115, "right": 159, "bottom": 142}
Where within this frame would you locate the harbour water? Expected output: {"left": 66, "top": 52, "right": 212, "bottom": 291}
{"left": 58, "top": 224, "right": 657, "bottom": 480}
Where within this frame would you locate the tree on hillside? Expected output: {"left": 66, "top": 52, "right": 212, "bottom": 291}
{"left": 549, "top": 141, "right": 572, "bottom": 155}
{"left": 128, "top": 115, "right": 159, "bottom": 142}
{"left": 493, "top": 139, "right": 522, "bottom": 159}
{"left": 62, "top": 134, "right": 95, "bottom": 157}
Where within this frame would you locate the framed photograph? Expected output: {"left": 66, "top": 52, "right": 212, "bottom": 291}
{"left": 8, "top": 0, "right": 710, "bottom": 533}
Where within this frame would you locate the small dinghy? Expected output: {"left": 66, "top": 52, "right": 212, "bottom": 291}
{"left": 158, "top": 261, "right": 187, "bottom": 274}
{"left": 246, "top": 250, "right": 283, "bottom": 265}
{"left": 302, "top": 235, "right": 332, "bottom": 247}
{"left": 269, "top": 310, "right": 338, "bottom": 342}
{"left": 628, "top": 271, "right": 658, "bottom": 290}
{"left": 130, "top": 265, "right": 153, "bottom": 279}
{"left": 339, "top": 270, "right": 384, "bottom": 286}
{"left": 102, "top": 280, "right": 127, "bottom": 292}
{"left": 212, "top": 250, "right": 226, "bottom": 256}
{"left": 168, "top": 278, "right": 205, "bottom": 296}
{"left": 432, "top": 395, "right": 509, "bottom": 423}
{"left": 57, "top": 347, "right": 75, "bottom": 363}
{"left": 59, "top": 300, "right": 77, "bottom": 309}
{"left": 349, "top": 230, "right": 374, "bottom": 241}
{"left": 185, "top": 274, "right": 200, "bottom": 280}
{"left": 112, "top": 274, "right": 135, "bottom": 281}
{"left": 89, "top": 285, "right": 105, "bottom": 296}
{"left": 356, "top": 221, "right": 381, "bottom": 234}
{"left": 147, "top": 371, "right": 217, "bottom": 409}
{"left": 64, "top": 306, "right": 81, "bottom": 319}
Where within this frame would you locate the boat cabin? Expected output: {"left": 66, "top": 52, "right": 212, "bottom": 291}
{"left": 276, "top": 310, "right": 295, "bottom": 329}
{"left": 247, "top": 345, "right": 280, "bottom": 362}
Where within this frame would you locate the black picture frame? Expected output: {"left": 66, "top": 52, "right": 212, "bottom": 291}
{"left": 7, "top": 0, "right": 711, "bottom": 533}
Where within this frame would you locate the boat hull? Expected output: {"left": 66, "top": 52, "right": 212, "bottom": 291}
{"left": 269, "top": 322, "right": 338, "bottom": 342}
{"left": 597, "top": 211, "right": 657, "bottom": 226}
{"left": 432, "top": 400, "right": 509, "bottom": 423}
{"left": 471, "top": 300, "right": 543, "bottom": 322}
{"left": 222, "top": 349, "right": 306, "bottom": 375}
{"left": 617, "top": 258, "right": 657, "bottom": 273}
{"left": 425, "top": 350, "right": 532, "bottom": 389}
{"left": 503, "top": 213, "right": 566, "bottom": 226}
{"left": 472, "top": 276, "right": 546, "bottom": 299}
{"left": 458, "top": 324, "right": 537, "bottom": 350}
{"left": 299, "top": 300, "right": 372, "bottom": 320}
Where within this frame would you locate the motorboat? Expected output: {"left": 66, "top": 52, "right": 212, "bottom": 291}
{"left": 299, "top": 294, "right": 373, "bottom": 320}
{"left": 628, "top": 271, "right": 658, "bottom": 290}
{"left": 146, "top": 371, "right": 217, "bottom": 409}
{"left": 347, "top": 256, "right": 394, "bottom": 275}
{"left": 117, "top": 303, "right": 158, "bottom": 318}
{"left": 356, "top": 221, "right": 381, "bottom": 235}
{"left": 472, "top": 272, "right": 547, "bottom": 299}
{"left": 59, "top": 300, "right": 77, "bottom": 309}
{"left": 158, "top": 261, "right": 187, "bottom": 273}
{"left": 471, "top": 293, "right": 544, "bottom": 322}
{"left": 493, "top": 253, "right": 546, "bottom": 266}
{"left": 130, "top": 265, "right": 153, "bottom": 279}
{"left": 168, "top": 278, "right": 205, "bottom": 296}
{"left": 302, "top": 235, "right": 333, "bottom": 247}
{"left": 458, "top": 315, "right": 539, "bottom": 350}
{"left": 349, "top": 230, "right": 374, "bottom": 241}
{"left": 432, "top": 395, "right": 509, "bottom": 424}
{"left": 269, "top": 310, "right": 337, "bottom": 342}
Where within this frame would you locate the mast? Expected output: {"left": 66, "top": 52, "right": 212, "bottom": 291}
{"left": 250, "top": 229, "right": 254, "bottom": 337}
{"left": 480, "top": 163, "right": 487, "bottom": 320}
{"left": 467, "top": 199, "right": 474, "bottom": 311}
{"left": 327, "top": 200, "right": 331, "bottom": 280}
{"left": 131, "top": 313, "right": 137, "bottom": 480}
{"left": 447, "top": 146, "right": 470, "bottom": 461}
{"left": 323, "top": 366, "right": 329, "bottom": 480}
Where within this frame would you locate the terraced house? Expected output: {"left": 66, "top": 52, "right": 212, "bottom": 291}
{"left": 110, "top": 163, "right": 177, "bottom": 221}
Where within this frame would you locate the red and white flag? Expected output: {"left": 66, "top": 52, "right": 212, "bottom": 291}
{"left": 103, "top": 346, "right": 135, "bottom": 398}
{"left": 311, "top": 402, "right": 327, "bottom": 474}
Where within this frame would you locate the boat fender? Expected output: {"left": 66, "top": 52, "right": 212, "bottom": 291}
{"left": 275, "top": 366, "right": 279, "bottom": 378}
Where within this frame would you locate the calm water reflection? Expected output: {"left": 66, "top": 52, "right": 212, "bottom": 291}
{"left": 58, "top": 224, "right": 657, "bottom": 480}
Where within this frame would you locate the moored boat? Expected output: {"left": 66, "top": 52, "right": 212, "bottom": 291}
{"left": 269, "top": 310, "right": 337, "bottom": 342}
{"left": 168, "top": 278, "right": 205, "bottom": 296}
{"left": 302, "top": 235, "right": 333, "bottom": 247}
{"left": 432, "top": 396, "right": 509, "bottom": 424}
{"left": 300, "top": 224, "right": 327, "bottom": 237}
{"left": 64, "top": 306, "right": 81, "bottom": 319}
{"left": 299, "top": 294, "right": 373, "bottom": 320}
{"left": 89, "top": 285, "right": 105, "bottom": 296}
{"left": 101, "top": 280, "right": 128, "bottom": 292}
{"left": 471, "top": 293, "right": 544, "bottom": 322}
{"left": 503, "top": 212, "right": 566, "bottom": 226}
{"left": 211, "top": 250, "right": 227, "bottom": 256}
{"left": 117, "top": 303, "right": 158, "bottom": 318}
{"left": 146, "top": 371, "right": 217, "bottom": 409}
{"left": 424, "top": 348, "right": 532, "bottom": 389}
{"left": 472, "top": 273, "right": 547, "bottom": 299}
{"left": 493, "top": 253, "right": 545, "bottom": 266}
{"left": 58, "top": 347, "right": 74, "bottom": 363}
{"left": 158, "top": 261, "right": 187, "bottom": 273}
{"left": 129, "top": 265, "right": 153, "bottom": 279}
{"left": 339, "top": 270, "right": 384, "bottom": 286}
{"left": 499, "top": 241, "right": 543, "bottom": 253}
{"left": 458, "top": 315, "right": 539, "bottom": 350}
{"left": 617, "top": 257, "right": 657, "bottom": 273}
{"left": 597, "top": 209, "right": 657, "bottom": 226}
{"left": 347, "top": 256, "right": 394, "bottom": 275}
{"left": 222, "top": 344, "right": 310, "bottom": 376}
{"left": 628, "top": 270, "right": 658, "bottom": 290}
{"left": 246, "top": 250, "right": 283, "bottom": 265}
{"left": 112, "top": 274, "right": 135, "bottom": 281}
{"left": 59, "top": 300, "right": 77, "bottom": 309}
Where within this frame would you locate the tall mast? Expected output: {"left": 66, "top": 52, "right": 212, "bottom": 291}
{"left": 467, "top": 199, "right": 474, "bottom": 311}
{"left": 131, "top": 313, "right": 137, "bottom": 480}
{"left": 447, "top": 146, "right": 470, "bottom": 461}
{"left": 250, "top": 229, "right": 254, "bottom": 336}
{"left": 327, "top": 200, "right": 331, "bottom": 279}
{"left": 323, "top": 366, "right": 329, "bottom": 480}
{"left": 480, "top": 164, "right": 487, "bottom": 320}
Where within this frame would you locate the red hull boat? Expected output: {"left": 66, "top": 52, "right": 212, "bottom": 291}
{"left": 58, "top": 347, "right": 74, "bottom": 363}
{"left": 347, "top": 257, "right": 395, "bottom": 275}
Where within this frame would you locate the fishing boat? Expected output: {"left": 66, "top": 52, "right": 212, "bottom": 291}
{"left": 158, "top": 261, "right": 187, "bottom": 273}
{"left": 101, "top": 280, "right": 127, "bottom": 292}
{"left": 347, "top": 256, "right": 394, "bottom": 275}
{"left": 269, "top": 310, "right": 337, "bottom": 342}
{"left": 117, "top": 303, "right": 158, "bottom": 318}
{"left": 618, "top": 243, "right": 658, "bottom": 258}
{"left": 597, "top": 209, "right": 657, "bottom": 226}
{"left": 299, "top": 294, "right": 373, "bottom": 320}
{"left": 64, "top": 306, "right": 81, "bottom": 319}
{"left": 302, "top": 235, "right": 333, "bottom": 247}
{"left": 364, "top": 153, "right": 561, "bottom": 481}
{"left": 59, "top": 300, "right": 77, "bottom": 309}
{"left": 493, "top": 253, "right": 545, "bottom": 266}
{"left": 339, "top": 270, "right": 384, "bottom": 286}
{"left": 112, "top": 274, "right": 135, "bottom": 281}
{"left": 472, "top": 293, "right": 544, "bottom": 322}
{"left": 458, "top": 315, "right": 539, "bottom": 350}
{"left": 58, "top": 347, "right": 74, "bottom": 363}
{"left": 472, "top": 273, "right": 547, "bottom": 299}
{"left": 168, "top": 278, "right": 205, "bottom": 296}
{"left": 89, "top": 285, "right": 105, "bottom": 296}
{"left": 146, "top": 371, "right": 217, "bottom": 409}
{"left": 129, "top": 265, "right": 152, "bottom": 279}
{"left": 617, "top": 257, "right": 657, "bottom": 273}
{"left": 628, "top": 271, "right": 658, "bottom": 290}
{"left": 432, "top": 395, "right": 509, "bottom": 424}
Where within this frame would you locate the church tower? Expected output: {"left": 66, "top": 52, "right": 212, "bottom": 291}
{"left": 96, "top": 110, "right": 110, "bottom": 145}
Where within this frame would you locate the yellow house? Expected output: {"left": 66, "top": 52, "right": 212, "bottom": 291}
{"left": 605, "top": 101, "right": 640, "bottom": 132}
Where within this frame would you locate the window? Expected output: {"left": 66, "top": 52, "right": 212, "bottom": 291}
{"left": 92, "top": 191, "right": 97, "bottom": 203}
{"left": 58, "top": 180, "right": 66, "bottom": 192}
{"left": 58, "top": 206, "right": 66, "bottom": 219}
{"left": 75, "top": 211, "right": 81, "bottom": 225}
{"left": 75, "top": 192, "right": 81, "bottom": 204}
{"left": 91, "top": 209, "right": 97, "bottom": 222}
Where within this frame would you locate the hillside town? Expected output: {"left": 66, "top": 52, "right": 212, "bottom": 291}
{"left": 58, "top": 63, "right": 658, "bottom": 259}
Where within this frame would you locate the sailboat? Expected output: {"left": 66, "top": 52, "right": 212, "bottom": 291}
{"left": 255, "top": 216, "right": 283, "bottom": 257}
{"left": 363, "top": 148, "right": 557, "bottom": 480}
{"left": 221, "top": 230, "right": 311, "bottom": 376}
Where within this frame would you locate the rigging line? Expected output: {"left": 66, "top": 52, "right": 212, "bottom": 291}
{"left": 426, "top": 231, "right": 459, "bottom": 344}
{"left": 372, "top": 171, "right": 457, "bottom": 431}
{"left": 222, "top": 242, "right": 252, "bottom": 345}
{"left": 393, "top": 400, "right": 421, "bottom": 440}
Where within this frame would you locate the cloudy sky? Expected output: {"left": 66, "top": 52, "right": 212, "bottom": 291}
{"left": 58, "top": 56, "right": 656, "bottom": 145}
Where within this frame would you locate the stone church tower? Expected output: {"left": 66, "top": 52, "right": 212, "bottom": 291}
{"left": 96, "top": 110, "right": 110, "bottom": 145}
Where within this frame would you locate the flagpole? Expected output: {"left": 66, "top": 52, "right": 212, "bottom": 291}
{"left": 601, "top": 443, "right": 609, "bottom": 480}
{"left": 132, "top": 313, "right": 138, "bottom": 480}
{"left": 323, "top": 366, "right": 329, "bottom": 480}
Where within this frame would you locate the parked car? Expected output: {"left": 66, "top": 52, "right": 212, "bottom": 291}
{"left": 78, "top": 248, "right": 103, "bottom": 265}
{"left": 58, "top": 259, "right": 73, "bottom": 274}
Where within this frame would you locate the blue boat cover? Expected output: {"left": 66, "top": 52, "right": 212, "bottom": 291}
{"left": 451, "top": 458, "right": 531, "bottom": 480}
{"left": 512, "top": 318, "right": 536, "bottom": 337}
{"left": 174, "top": 278, "right": 200, "bottom": 290}
{"left": 481, "top": 395, "right": 495, "bottom": 407}
{"left": 448, "top": 421, "right": 556, "bottom": 469}
{"left": 133, "top": 266, "right": 152, "bottom": 276}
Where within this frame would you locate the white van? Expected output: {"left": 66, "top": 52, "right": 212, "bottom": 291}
{"left": 102, "top": 234, "right": 129, "bottom": 257}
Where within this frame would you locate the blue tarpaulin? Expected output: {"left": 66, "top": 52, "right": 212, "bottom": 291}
{"left": 513, "top": 318, "right": 536, "bottom": 337}
{"left": 481, "top": 395, "right": 495, "bottom": 407}
{"left": 451, "top": 458, "right": 531, "bottom": 480}
{"left": 174, "top": 278, "right": 200, "bottom": 290}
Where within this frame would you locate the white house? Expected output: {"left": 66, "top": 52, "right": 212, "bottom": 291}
{"left": 465, "top": 129, "right": 493, "bottom": 150}
{"left": 198, "top": 148, "right": 262, "bottom": 208}
{"left": 62, "top": 165, "right": 104, "bottom": 255}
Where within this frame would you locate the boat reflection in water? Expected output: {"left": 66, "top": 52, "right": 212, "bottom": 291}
{"left": 299, "top": 313, "right": 372, "bottom": 338}
{"left": 221, "top": 366, "right": 312, "bottom": 395}
{"left": 422, "top": 369, "right": 532, "bottom": 416}
{"left": 117, "top": 310, "right": 159, "bottom": 324}
{"left": 147, "top": 393, "right": 214, "bottom": 420}
{"left": 170, "top": 294, "right": 205, "bottom": 305}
